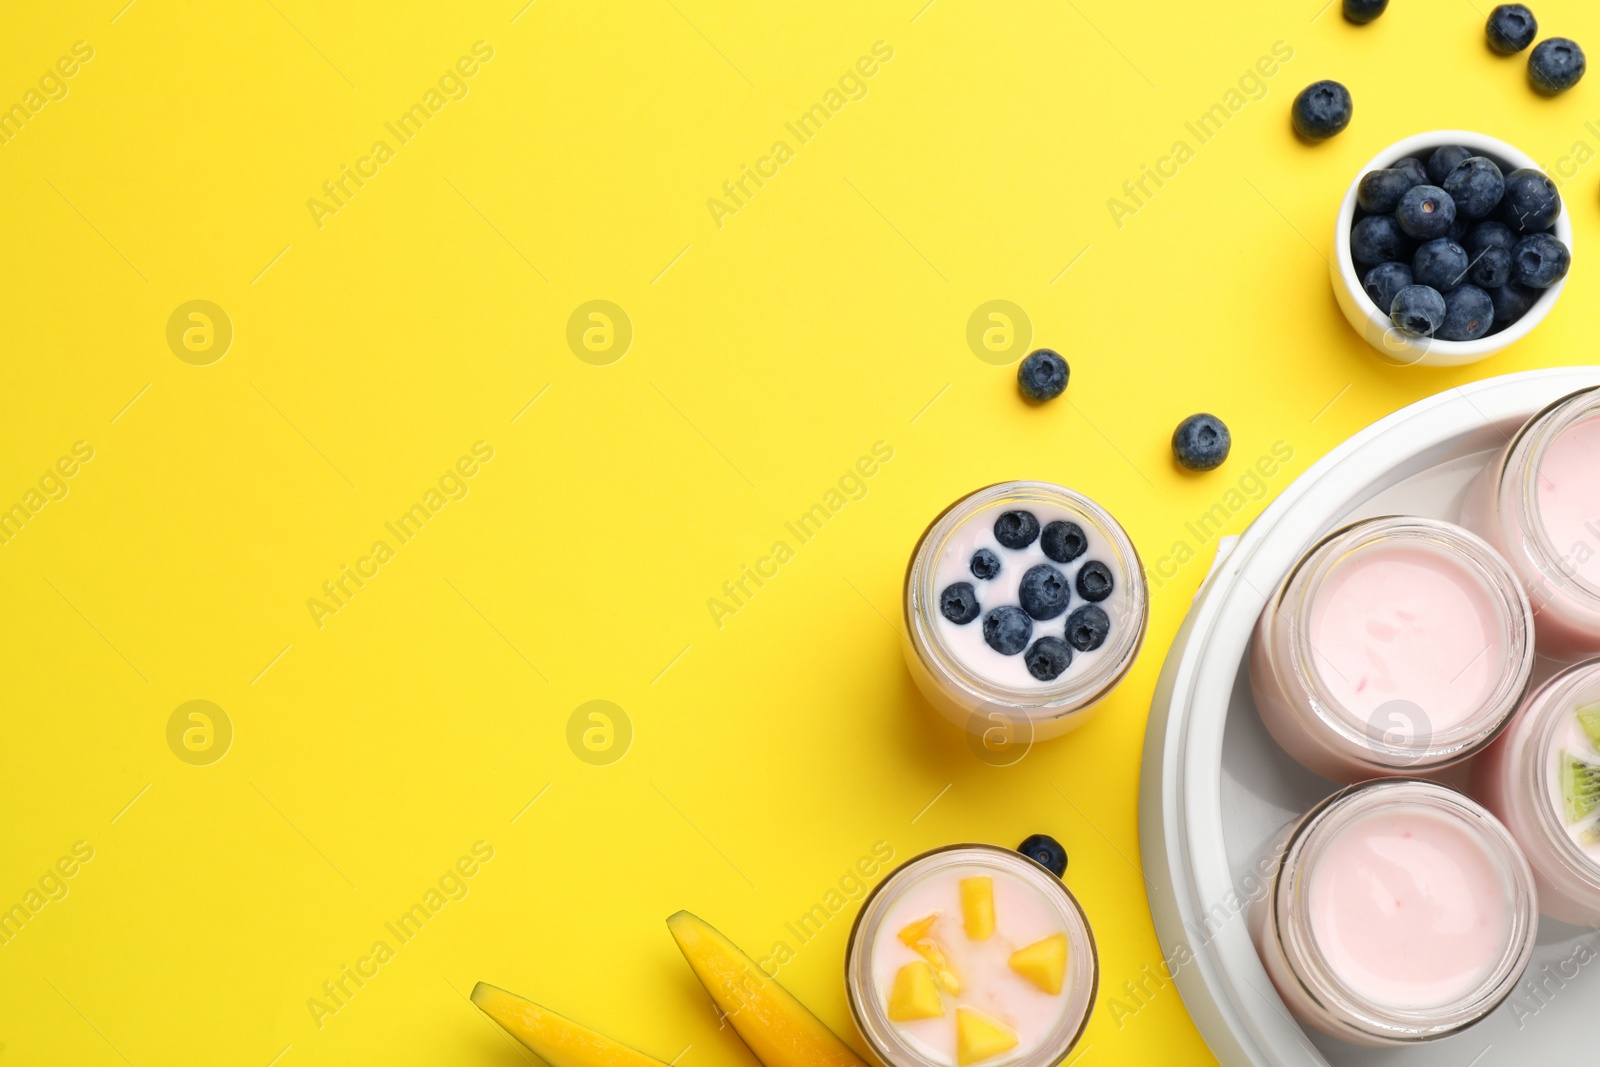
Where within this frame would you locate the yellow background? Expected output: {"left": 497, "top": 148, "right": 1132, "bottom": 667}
{"left": 3, "top": 0, "right": 1598, "bottom": 1063}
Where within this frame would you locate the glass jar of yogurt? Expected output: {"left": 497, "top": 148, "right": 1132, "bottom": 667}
{"left": 1250, "top": 516, "right": 1534, "bottom": 782}
{"left": 845, "top": 844, "right": 1097, "bottom": 1067}
{"left": 1248, "top": 780, "right": 1537, "bottom": 1047}
{"left": 1472, "top": 658, "right": 1600, "bottom": 925}
{"left": 1461, "top": 385, "right": 1600, "bottom": 660}
{"left": 902, "top": 482, "right": 1147, "bottom": 742}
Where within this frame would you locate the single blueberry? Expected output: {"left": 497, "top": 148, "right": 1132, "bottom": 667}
{"left": 1391, "top": 284, "right": 1448, "bottom": 336}
{"left": 1395, "top": 185, "right": 1457, "bottom": 240}
{"left": 1023, "top": 636, "right": 1073, "bottom": 681}
{"left": 1065, "top": 604, "right": 1111, "bottom": 652}
{"left": 1442, "top": 157, "right": 1505, "bottom": 219}
{"left": 1426, "top": 146, "right": 1474, "bottom": 185}
{"left": 1017, "top": 834, "right": 1069, "bottom": 877}
{"left": 1500, "top": 168, "right": 1561, "bottom": 233}
{"left": 1017, "top": 348, "right": 1069, "bottom": 402}
{"left": 1040, "top": 520, "right": 1088, "bottom": 564}
{"left": 1393, "top": 157, "right": 1429, "bottom": 187}
{"left": 1413, "top": 239, "right": 1471, "bottom": 291}
{"left": 1076, "top": 561, "right": 1114, "bottom": 602}
{"left": 1487, "top": 4, "right": 1537, "bottom": 54}
{"left": 1488, "top": 283, "right": 1541, "bottom": 328}
{"left": 1467, "top": 245, "right": 1512, "bottom": 289}
{"left": 982, "top": 605, "right": 1033, "bottom": 656}
{"left": 1344, "top": 0, "right": 1388, "bottom": 23}
{"left": 1511, "top": 232, "right": 1572, "bottom": 287}
{"left": 994, "top": 510, "right": 1040, "bottom": 549}
{"left": 1439, "top": 285, "right": 1496, "bottom": 341}
{"left": 940, "top": 582, "right": 980, "bottom": 624}
{"left": 970, "top": 548, "right": 1001, "bottom": 580}
{"left": 1358, "top": 169, "right": 1422, "bottom": 214}
{"left": 1351, "top": 214, "right": 1414, "bottom": 266}
{"left": 1018, "top": 564, "right": 1071, "bottom": 621}
{"left": 1172, "top": 413, "right": 1231, "bottom": 471}
{"left": 1464, "top": 220, "right": 1517, "bottom": 256}
{"left": 1530, "top": 37, "right": 1586, "bottom": 94}
{"left": 1363, "top": 262, "right": 1414, "bottom": 312}
{"left": 1292, "top": 80, "right": 1353, "bottom": 141}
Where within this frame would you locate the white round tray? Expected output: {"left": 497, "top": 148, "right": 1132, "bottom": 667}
{"left": 1139, "top": 367, "right": 1600, "bottom": 1066}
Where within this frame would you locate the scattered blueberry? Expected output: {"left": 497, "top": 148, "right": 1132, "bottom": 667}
{"left": 1413, "top": 239, "right": 1471, "bottom": 291}
{"left": 983, "top": 605, "right": 1033, "bottom": 656}
{"left": 940, "top": 582, "right": 980, "bottom": 624}
{"left": 1426, "top": 146, "right": 1474, "bottom": 186}
{"left": 1396, "top": 185, "right": 1457, "bottom": 240}
{"left": 1467, "top": 245, "right": 1513, "bottom": 289}
{"left": 1363, "top": 262, "right": 1414, "bottom": 312}
{"left": 1065, "top": 605, "right": 1111, "bottom": 652}
{"left": 1512, "top": 232, "right": 1571, "bottom": 287}
{"left": 1172, "top": 413, "right": 1232, "bottom": 472}
{"left": 1017, "top": 348, "right": 1069, "bottom": 402}
{"left": 1041, "top": 521, "right": 1088, "bottom": 565}
{"left": 1017, "top": 834, "right": 1068, "bottom": 877}
{"left": 1024, "top": 636, "right": 1073, "bottom": 681}
{"left": 1393, "top": 157, "right": 1429, "bottom": 187}
{"left": 994, "top": 510, "right": 1040, "bottom": 549}
{"left": 1500, "top": 168, "right": 1561, "bottom": 233}
{"left": 1076, "top": 561, "right": 1114, "bottom": 603}
{"left": 1292, "top": 80, "right": 1353, "bottom": 141}
{"left": 1391, "top": 284, "right": 1448, "bottom": 336}
{"left": 1489, "top": 282, "right": 1541, "bottom": 326}
{"left": 1530, "top": 37, "right": 1586, "bottom": 94}
{"left": 1487, "top": 4, "right": 1538, "bottom": 54}
{"left": 1351, "top": 214, "right": 1414, "bottom": 266}
{"left": 1464, "top": 220, "right": 1518, "bottom": 256}
{"left": 1443, "top": 157, "right": 1506, "bottom": 220}
{"left": 1344, "top": 0, "right": 1388, "bottom": 23}
{"left": 1439, "top": 285, "right": 1496, "bottom": 341}
{"left": 970, "top": 548, "right": 1001, "bottom": 581}
{"left": 1019, "top": 564, "right": 1072, "bottom": 621}
{"left": 1358, "top": 168, "right": 1422, "bottom": 214}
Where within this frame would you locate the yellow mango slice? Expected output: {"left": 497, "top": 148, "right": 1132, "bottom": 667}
{"left": 470, "top": 982, "right": 669, "bottom": 1067}
{"left": 666, "top": 911, "right": 868, "bottom": 1067}
{"left": 960, "top": 877, "right": 995, "bottom": 941}
{"left": 886, "top": 962, "right": 945, "bottom": 1021}
{"left": 894, "top": 913, "right": 961, "bottom": 993}
{"left": 956, "top": 1007, "right": 1019, "bottom": 1065}
{"left": 1008, "top": 933, "right": 1068, "bottom": 995}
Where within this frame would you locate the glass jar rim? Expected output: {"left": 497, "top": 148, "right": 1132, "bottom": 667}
{"left": 1524, "top": 658, "right": 1600, "bottom": 889}
{"left": 844, "top": 843, "right": 1098, "bottom": 1067}
{"left": 1269, "top": 780, "right": 1537, "bottom": 1042}
{"left": 903, "top": 481, "right": 1148, "bottom": 720}
{"left": 1498, "top": 385, "right": 1600, "bottom": 603}
{"left": 1277, "top": 515, "right": 1534, "bottom": 768}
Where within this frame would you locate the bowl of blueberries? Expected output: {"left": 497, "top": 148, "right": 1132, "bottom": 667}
{"left": 1333, "top": 130, "right": 1573, "bottom": 367}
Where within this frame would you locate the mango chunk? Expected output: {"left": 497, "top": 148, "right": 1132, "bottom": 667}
{"left": 894, "top": 913, "right": 960, "bottom": 993}
{"left": 955, "top": 1007, "right": 1019, "bottom": 1065}
{"left": 960, "top": 877, "right": 994, "bottom": 941}
{"left": 666, "top": 911, "right": 868, "bottom": 1067}
{"left": 1008, "top": 933, "right": 1068, "bottom": 995}
{"left": 897, "top": 913, "right": 938, "bottom": 947}
{"left": 470, "top": 982, "right": 669, "bottom": 1067}
{"left": 886, "top": 962, "right": 945, "bottom": 1021}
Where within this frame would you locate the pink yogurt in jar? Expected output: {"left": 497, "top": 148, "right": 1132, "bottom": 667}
{"left": 1462, "top": 386, "right": 1600, "bottom": 660}
{"left": 1250, "top": 780, "right": 1537, "bottom": 1046}
{"left": 1251, "top": 516, "right": 1534, "bottom": 782}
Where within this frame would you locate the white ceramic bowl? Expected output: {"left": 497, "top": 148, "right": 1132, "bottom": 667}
{"left": 1332, "top": 130, "right": 1573, "bottom": 367}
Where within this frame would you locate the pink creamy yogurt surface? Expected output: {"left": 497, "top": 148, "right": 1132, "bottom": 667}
{"left": 1308, "top": 542, "right": 1504, "bottom": 731}
{"left": 1308, "top": 806, "right": 1511, "bottom": 1009}
{"left": 1535, "top": 414, "right": 1600, "bottom": 589}
{"left": 873, "top": 866, "right": 1069, "bottom": 1064}
{"left": 933, "top": 507, "right": 1120, "bottom": 690}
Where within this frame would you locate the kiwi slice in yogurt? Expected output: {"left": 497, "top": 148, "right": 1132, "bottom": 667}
{"left": 1578, "top": 705, "right": 1600, "bottom": 750}
{"left": 1562, "top": 752, "right": 1600, "bottom": 825}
